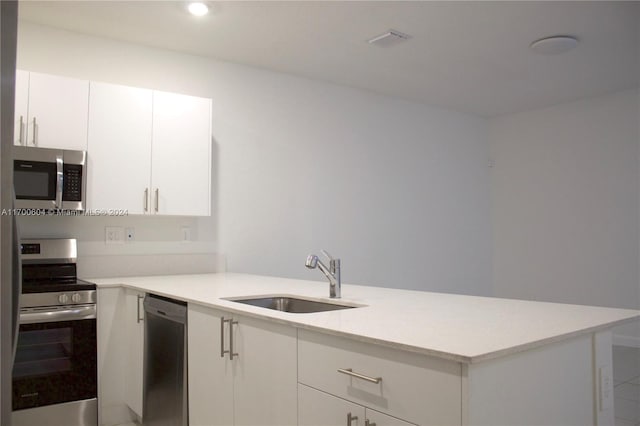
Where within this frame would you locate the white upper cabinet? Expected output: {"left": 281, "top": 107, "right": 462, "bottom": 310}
{"left": 21, "top": 69, "right": 212, "bottom": 217}
{"left": 87, "top": 81, "right": 152, "bottom": 214}
{"left": 17, "top": 71, "right": 89, "bottom": 150}
{"left": 151, "top": 91, "right": 212, "bottom": 216}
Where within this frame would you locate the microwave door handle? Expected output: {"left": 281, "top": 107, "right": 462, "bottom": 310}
{"left": 55, "top": 154, "right": 63, "bottom": 209}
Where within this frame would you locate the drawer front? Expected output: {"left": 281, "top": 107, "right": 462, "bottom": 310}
{"left": 298, "top": 330, "right": 461, "bottom": 426}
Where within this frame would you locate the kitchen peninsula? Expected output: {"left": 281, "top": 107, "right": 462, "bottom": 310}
{"left": 94, "top": 273, "right": 639, "bottom": 426}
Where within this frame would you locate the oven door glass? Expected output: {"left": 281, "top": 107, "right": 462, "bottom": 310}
{"left": 12, "top": 319, "right": 97, "bottom": 410}
{"left": 14, "top": 160, "right": 57, "bottom": 201}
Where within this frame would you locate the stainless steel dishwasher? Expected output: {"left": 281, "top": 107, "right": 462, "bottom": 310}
{"left": 143, "top": 294, "right": 188, "bottom": 426}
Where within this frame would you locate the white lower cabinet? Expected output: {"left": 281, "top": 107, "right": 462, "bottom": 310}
{"left": 299, "top": 384, "right": 415, "bottom": 426}
{"left": 188, "top": 304, "right": 297, "bottom": 426}
{"left": 187, "top": 305, "right": 233, "bottom": 426}
{"left": 97, "top": 288, "right": 143, "bottom": 426}
{"left": 298, "top": 329, "right": 461, "bottom": 426}
{"left": 123, "top": 289, "right": 145, "bottom": 418}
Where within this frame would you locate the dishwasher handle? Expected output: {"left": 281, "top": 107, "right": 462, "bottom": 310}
{"left": 144, "top": 294, "right": 187, "bottom": 324}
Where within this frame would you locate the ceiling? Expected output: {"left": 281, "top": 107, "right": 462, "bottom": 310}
{"left": 18, "top": 1, "right": 640, "bottom": 117}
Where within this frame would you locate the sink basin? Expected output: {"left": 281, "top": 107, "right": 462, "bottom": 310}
{"left": 224, "top": 295, "right": 360, "bottom": 313}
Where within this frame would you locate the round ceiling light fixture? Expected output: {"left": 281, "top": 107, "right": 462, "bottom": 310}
{"left": 187, "top": 2, "right": 209, "bottom": 17}
{"left": 530, "top": 35, "right": 579, "bottom": 55}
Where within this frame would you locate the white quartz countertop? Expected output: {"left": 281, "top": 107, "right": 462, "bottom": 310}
{"left": 90, "top": 273, "right": 639, "bottom": 364}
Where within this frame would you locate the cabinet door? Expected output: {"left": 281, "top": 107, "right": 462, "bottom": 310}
{"left": 233, "top": 314, "right": 298, "bottom": 426}
{"left": 14, "top": 70, "right": 29, "bottom": 146}
{"left": 151, "top": 91, "right": 211, "bottom": 216}
{"left": 97, "top": 287, "right": 135, "bottom": 426}
{"left": 365, "top": 409, "right": 416, "bottom": 426}
{"left": 187, "top": 305, "right": 234, "bottom": 426}
{"left": 124, "top": 289, "right": 145, "bottom": 418}
{"left": 87, "top": 81, "right": 152, "bottom": 214}
{"left": 299, "top": 384, "right": 365, "bottom": 426}
{"left": 26, "top": 71, "right": 89, "bottom": 150}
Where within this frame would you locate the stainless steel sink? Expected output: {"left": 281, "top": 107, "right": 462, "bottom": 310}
{"left": 224, "top": 296, "right": 360, "bottom": 313}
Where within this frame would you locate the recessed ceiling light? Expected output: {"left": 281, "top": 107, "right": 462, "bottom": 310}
{"left": 530, "top": 35, "right": 579, "bottom": 55}
{"left": 187, "top": 2, "right": 209, "bottom": 17}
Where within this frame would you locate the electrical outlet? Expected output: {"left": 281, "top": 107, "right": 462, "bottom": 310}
{"left": 105, "top": 227, "right": 124, "bottom": 245}
{"left": 125, "top": 227, "right": 135, "bottom": 243}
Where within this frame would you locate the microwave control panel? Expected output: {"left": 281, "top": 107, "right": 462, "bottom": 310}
{"left": 62, "top": 164, "right": 83, "bottom": 202}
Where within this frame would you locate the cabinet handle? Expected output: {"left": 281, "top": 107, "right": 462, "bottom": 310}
{"left": 365, "top": 420, "right": 376, "bottom": 426}
{"left": 144, "top": 188, "right": 149, "bottom": 212}
{"left": 337, "top": 368, "right": 382, "bottom": 384}
{"left": 347, "top": 413, "right": 358, "bottom": 426}
{"left": 154, "top": 188, "right": 159, "bottom": 213}
{"left": 229, "top": 319, "right": 239, "bottom": 360}
{"left": 17, "top": 115, "right": 24, "bottom": 145}
{"left": 136, "top": 294, "right": 144, "bottom": 323}
{"left": 220, "top": 317, "right": 230, "bottom": 358}
{"left": 31, "top": 117, "right": 37, "bottom": 146}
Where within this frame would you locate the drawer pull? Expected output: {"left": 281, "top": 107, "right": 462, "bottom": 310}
{"left": 365, "top": 421, "right": 376, "bottom": 426}
{"left": 136, "top": 294, "right": 144, "bottom": 323}
{"left": 221, "top": 317, "right": 230, "bottom": 358}
{"left": 347, "top": 413, "right": 358, "bottom": 426}
{"left": 337, "top": 368, "right": 382, "bottom": 384}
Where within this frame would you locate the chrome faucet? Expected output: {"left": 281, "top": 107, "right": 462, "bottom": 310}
{"left": 305, "top": 250, "right": 341, "bottom": 298}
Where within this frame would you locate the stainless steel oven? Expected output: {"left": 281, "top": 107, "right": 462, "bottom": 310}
{"left": 12, "top": 239, "right": 97, "bottom": 426}
{"left": 13, "top": 146, "right": 86, "bottom": 211}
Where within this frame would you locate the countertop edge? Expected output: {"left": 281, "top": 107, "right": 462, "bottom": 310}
{"left": 95, "top": 280, "right": 639, "bottom": 364}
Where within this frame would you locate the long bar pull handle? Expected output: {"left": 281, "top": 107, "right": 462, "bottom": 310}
{"left": 229, "top": 320, "right": 239, "bottom": 360}
{"left": 347, "top": 413, "right": 358, "bottom": 426}
{"left": 144, "top": 188, "right": 149, "bottom": 212}
{"left": 31, "top": 117, "right": 37, "bottom": 146}
{"left": 136, "top": 294, "right": 144, "bottom": 323}
{"left": 365, "top": 420, "right": 376, "bottom": 426}
{"left": 154, "top": 188, "right": 159, "bottom": 213}
{"left": 16, "top": 115, "right": 24, "bottom": 145}
{"left": 220, "top": 317, "right": 231, "bottom": 358}
{"left": 337, "top": 368, "right": 382, "bottom": 384}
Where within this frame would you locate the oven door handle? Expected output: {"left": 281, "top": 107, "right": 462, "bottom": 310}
{"left": 20, "top": 305, "right": 96, "bottom": 324}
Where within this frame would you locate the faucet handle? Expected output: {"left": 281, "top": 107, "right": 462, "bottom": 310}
{"left": 321, "top": 249, "right": 340, "bottom": 272}
{"left": 321, "top": 249, "right": 337, "bottom": 262}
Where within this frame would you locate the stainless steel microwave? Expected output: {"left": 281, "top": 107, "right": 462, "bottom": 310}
{"left": 13, "top": 146, "right": 87, "bottom": 211}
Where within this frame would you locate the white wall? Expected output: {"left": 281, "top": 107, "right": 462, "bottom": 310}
{"left": 490, "top": 90, "right": 640, "bottom": 321}
{"left": 17, "top": 22, "right": 492, "bottom": 294}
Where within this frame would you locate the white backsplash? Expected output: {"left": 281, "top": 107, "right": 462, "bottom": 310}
{"left": 78, "top": 252, "right": 225, "bottom": 279}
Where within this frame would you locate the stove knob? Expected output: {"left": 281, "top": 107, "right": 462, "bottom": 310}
{"left": 58, "top": 294, "right": 69, "bottom": 304}
{"left": 72, "top": 293, "right": 82, "bottom": 303}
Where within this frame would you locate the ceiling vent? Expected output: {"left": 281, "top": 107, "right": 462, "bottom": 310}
{"left": 367, "top": 30, "right": 411, "bottom": 47}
